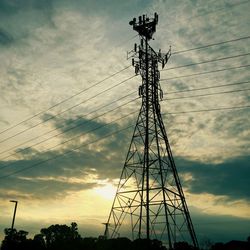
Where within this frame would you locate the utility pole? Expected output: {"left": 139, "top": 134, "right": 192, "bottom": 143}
{"left": 106, "top": 13, "right": 199, "bottom": 249}
{"left": 10, "top": 200, "right": 18, "bottom": 238}
{"left": 102, "top": 222, "right": 110, "bottom": 239}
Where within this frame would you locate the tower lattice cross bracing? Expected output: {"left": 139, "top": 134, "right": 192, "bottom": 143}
{"left": 106, "top": 13, "right": 199, "bottom": 249}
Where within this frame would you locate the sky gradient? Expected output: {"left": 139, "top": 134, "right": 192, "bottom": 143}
{"left": 0, "top": 0, "right": 249, "bottom": 245}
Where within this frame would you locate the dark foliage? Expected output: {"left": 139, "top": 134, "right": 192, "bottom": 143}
{"left": 173, "top": 241, "right": 199, "bottom": 250}
{"left": 210, "top": 240, "right": 250, "bottom": 250}
{"left": 0, "top": 223, "right": 167, "bottom": 250}
{"left": 1, "top": 223, "right": 249, "bottom": 250}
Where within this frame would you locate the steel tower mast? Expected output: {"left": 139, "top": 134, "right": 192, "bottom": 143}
{"left": 106, "top": 13, "right": 198, "bottom": 249}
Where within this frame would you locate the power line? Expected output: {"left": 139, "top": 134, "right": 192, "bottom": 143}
{"left": 1, "top": 71, "right": 248, "bottom": 152}
{"left": 0, "top": 97, "right": 139, "bottom": 167}
{"left": 0, "top": 91, "right": 137, "bottom": 158}
{"left": 164, "top": 105, "right": 250, "bottom": 116}
{"left": 2, "top": 80, "right": 249, "bottom": 161}
{"left": 172, "top": 35, "right": 250, "bottom": 55}
{"left": 0, "top": 109, "right": 138, "bottom": 170}
{"left": 2, "top": 39, "right": 249, "bottom": 144}
{"left": 5, "top": 34, "right": 138, "bottom": 117}
{"left": 0, "top": 81, "right": 250, "bottom": 161}
{"left": 0, "top": 40, "right": 250, "bottom": 177}
{"left": 0, "top": 124, "right": 134, "bottom": 179}
{"left": 0, "top": 116, "right": 137, "bottom": 179}
{"left": 160, "top": 64, "right": 250, "bottom": 81}
{"left": 2, "top": 26, "right": 248, "bottom": 138}
{"left": 11, "top": 33, "right": 138, "bottom": 85}
{"left": 166, "top": 80, "right": 250, "bottom": 94}
{"left": 1, "top": 103, "right": 249, "bottom": 179}
{"left": 1, "top": 80, "right": 249, "bottom": 160}
{"left": 162, "top": 53, "right": 250, "bottom": 71}
{"left": 0, "top": 74, "right": 137, "bottom": 144}
{"left": 164, "top": 88, "right": 250, "bottom": 101}
{"left": 0, "top": 65, "right": 131, "bottom": 136}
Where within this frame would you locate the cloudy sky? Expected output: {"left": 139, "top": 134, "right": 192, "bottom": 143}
{"left": 0, "top": 0, "right": 249, "bottom": 245}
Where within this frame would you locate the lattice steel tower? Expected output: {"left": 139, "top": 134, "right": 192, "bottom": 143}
{"left": 106, "top": 13, "right": 198, "bottom": 249}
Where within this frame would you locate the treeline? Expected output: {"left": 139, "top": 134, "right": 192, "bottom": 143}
{"left": 0, "top": 222, "right": 196, "bottom": 250}
{"left": 1, "top": 222, "right": 249, "bottom": 250}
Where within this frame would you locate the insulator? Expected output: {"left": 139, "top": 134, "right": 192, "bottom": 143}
{"left": 132, "top": 58, "right": 134, "bottom": 66}
{"left": 134, "top": 43, "right": 137, "bottom": 52}
{"left": 165, "top": 46, "right": 171, "bottom": 63}
{"left": 158, "top": 103, "right": 161, "bottom": 111}
{"left": 162, "top": 59, "right": 165, "bottom": 69}
{"left": 135, "top": 65, "right": 139, "bottom": 75}
{"left": 138, "top": 85, "right": 142, "bottom": 97}
{"left": 160, "top": 89, "right": 163, "bottom": 100}
{"left": 139, "top": 60, "right": 142, "bottom": 69}
{"left": 158, "top": 49, "right": 161, "bottom": 57}
{"left": 165, "top": 54, "right": 169, "bottom": 63}
{"left": 139, "top": 49, "right": 142, "bottom": 59}
{"left": 155, "top": 13, "right": 158, "bottom": 24}
{"left": 157, "top": 70, "right": 160, "bottom": 79}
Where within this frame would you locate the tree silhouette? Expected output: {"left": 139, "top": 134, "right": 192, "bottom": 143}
{"left": 2, "top": 223, "right": 249, "bottom": 250}
{"left": 40, "top": 222, "right": 81, "bottom": 250}
{"left": 32, "top": 234, "right": 46, "bottom": 250}
{"left": 131, "top": 238, "right": 167, "bottom": 250}
{"left": 1, "top": 228, "right": 29, "bottom": 250}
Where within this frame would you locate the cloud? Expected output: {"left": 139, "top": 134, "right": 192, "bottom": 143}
{"left": 40, "top": 113, "right": 119, "bottom": 138}
{"left": 0, "top": 0, "right": 54, "bottom": 46}
{"left": 190, "top": 207, "right": 250, "bottom": 242}
{"left": 0, "top": 29, "right": 13, "bottom": 46}
{"left": 0, "top": 119, "right": 135, "bottom": 200}
{"left": 0, "top": 177, "right": 96, "bottom": 200}
{"left": 176, "top": 155, "right": 250, "bottom": 201}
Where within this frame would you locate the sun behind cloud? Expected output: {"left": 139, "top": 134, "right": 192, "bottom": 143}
{"left": 94, "top": 183, "right": 117, "bottom": 200}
